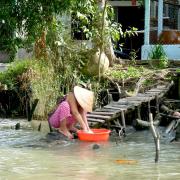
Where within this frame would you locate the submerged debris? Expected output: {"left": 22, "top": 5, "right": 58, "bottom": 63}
{"left": 115, "top": 159, "right": 138, "bottom": 165}
{"left": 92, "top": 143, "right": 100, "bottom": 150}
{"left": 46, "top": 131, "right": 70, "bottom": 142}
{"left": 15, "top": 123, "right": 20, "bottom": 130}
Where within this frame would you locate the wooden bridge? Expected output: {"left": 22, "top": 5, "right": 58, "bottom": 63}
{"left": 87, "top": 81, "right": 174, "bottom": 129}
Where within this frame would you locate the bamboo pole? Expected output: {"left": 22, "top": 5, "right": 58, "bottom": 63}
{"left": 149, "top": 113, "right": 160, "bottom": 163}
{"left": 121, "top": 110, "right": 126, "bottom": 129}
{"left": 136, "top": 113, "right": 160, "bottom": 163}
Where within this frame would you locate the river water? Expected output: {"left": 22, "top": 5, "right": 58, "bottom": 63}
{"left": 0, "top": 118, "right": 180, "bottom": 180}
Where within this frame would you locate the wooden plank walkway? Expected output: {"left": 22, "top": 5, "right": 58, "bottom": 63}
{"left": 87, "top": 82, "right": 174, "bottom": 127}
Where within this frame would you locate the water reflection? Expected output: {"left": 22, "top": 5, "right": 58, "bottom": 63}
{"left": 0, "top": 118, "right": 180, "bottom": 180}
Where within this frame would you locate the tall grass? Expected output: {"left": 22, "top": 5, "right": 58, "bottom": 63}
{"left": 148, "top": 45, "right": 169, "bottom": 69}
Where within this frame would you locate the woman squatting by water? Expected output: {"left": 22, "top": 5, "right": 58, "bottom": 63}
{"left": 48, "top": 86, "right": 94, "bottom": 139}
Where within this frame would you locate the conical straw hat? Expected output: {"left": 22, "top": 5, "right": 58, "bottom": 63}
{"left": 74, "top": 86, "right": 94, "bottom": 112}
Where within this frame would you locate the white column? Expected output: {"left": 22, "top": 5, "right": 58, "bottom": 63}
{"left": 144, "top": 0, "right": 151, "bottom": 45}
{"left": 151, "top": 1, "right": 156, "bottom": 18}
{"left": 158, "top": 0, "right": 163, "bottom": 36}
{"left": 178, "top": 1, "right": 180, "bottom": 30}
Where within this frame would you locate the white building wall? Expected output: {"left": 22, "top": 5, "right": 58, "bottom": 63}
{"left": 141, "top": 44, "right": 180, "bottom": 60}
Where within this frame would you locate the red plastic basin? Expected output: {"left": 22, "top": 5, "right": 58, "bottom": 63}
{"left": 77, "top": 129, "right": 111, "bottom": 142}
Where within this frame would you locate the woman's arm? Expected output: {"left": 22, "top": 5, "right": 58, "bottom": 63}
{"left": 67, "top": 93, "right": 88, "bottom": 131}
{"left": 79, "top": 107, "right": 92, "bottom": 132}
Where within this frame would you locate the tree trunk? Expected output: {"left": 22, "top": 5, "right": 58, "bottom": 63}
{"left": 96, "top": 0, "right": 116, "bottom": 66}
{"left": 34, "top": 30, "right": 48, "bottom": 60}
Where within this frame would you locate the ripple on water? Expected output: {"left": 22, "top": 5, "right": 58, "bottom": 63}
{"left": 0, "top": 118, "right": 180, "bottom": 180}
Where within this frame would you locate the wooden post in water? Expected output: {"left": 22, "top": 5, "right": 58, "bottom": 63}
{"left": 26, "top": 99, "right": 39, "bottom": 121}
{"left": 148, "top": 101, "right": 151, "bottom": 114}
{"left": 136, "top": 113, "right": 160, "bottom": 163}
{"left": 177, "top": 73, "right": 180, "bottom": 99}
{"left": 149, "top": 113, "right": 160, "bottom": 163}
{"left": 155, "top": 95, "right": 159, "bottom": 114}
{"left": 137, "top": 106, "right": 141, "bottom": 119}
{"left": 120, "top": 110, "right": 126, "bottom": 132}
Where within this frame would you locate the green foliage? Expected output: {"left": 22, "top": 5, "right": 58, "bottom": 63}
{"left": 0, "top": 0, "right": 142, "bottom": 118}
{"left": 0, "top": 0, "right": 17, "bottom": 61}
{"left": 176, "top": 69, "right": 180, "bottom": 73}
{"left": 142, "top": 79, "right": 154, "bottom": 87}
{"left": 0, "top": 0, "right": 137, "bottom": 62}
{"left": 129, "top": 49, "right": 138, "bottom": 62}
{"left": 137, "top": 0, "right": 145, "bottom": 6}
{"left": 148, "top": 45, "right": 169, "bottom": 69}
{"left": 0, "top": 59, "right": 32, "bottom": 116}
{"left": 0, "top": 58, "right": 84, "bottom": 118}
{"left": 107, "top": 65, "right": 144, "bottom": 80}
{"left": 14, "top": 0, "right": 74, "bottom": 38}
{"left": 0, "top": 60, "right": 31, "bottom": 90}
{"left": 0, "top": 0, "right": 87, "bottom": 57}
{"left": 71, "top": 0, "right": 96, "bottom": 40}
{"left": 26, "top": 58, "right": 103, "bottom": 118}
{"left": 0, "top": 59, "right": 58, "bottom": 118}
{"left": 29, "top": 60, "right": 60, "bottom": 118}
{"left": 71, "top": 1, "right": 134, "bottom": 49}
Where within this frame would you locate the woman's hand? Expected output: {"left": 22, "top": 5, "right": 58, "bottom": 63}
{"left": 84, "top": 129, "right": 94, "bottom": 134}
{"left": 172, "top": 111, "right": 180, "bottom": 118}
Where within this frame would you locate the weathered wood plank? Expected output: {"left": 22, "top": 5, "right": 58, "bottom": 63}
{"left": 148, "top": 89, "right": 164, "bottom": 92}
{"left": 118, "top": 98, "right": 127, "bottom": 102}
{"left": 87, "top": 118, "right": 105, "bottom": 123}
{"left": 103, "top": 106, "right": 127, "bottom": 111}
{"left": 105, "top": 103, "right": 129, "bottom": 108}
{"left": 145, "top": 92, "right": 159, "bottom": 95}
{"left": 112, "top": 101, "right": 129, "bottom": 105}
{"left": 126, "top": 96, "right": 150, "bottom": 101}
{"left": 156, "top": 86, "right": 169, "bottom": 89}
{"left": 137, "top": 93, "right": 155, "bottom": 98}
{"left": 122, "top": 101, "right": 141, "bottom": 106}
{"left": 95, "top": 108, "right": 119, "bottom": 113}
{"left": 146, "top": 89, "right": 162, "bottom": 93}
{"left": 88, "top": 81, "right": 173, "bottom": 128}
{"left": 164, "top": 99, "right": 180, "bottom": 103}
{"left": 88, "top": 111, "right": 115, "bottom": 115}
{"left": 127, "top": 96, "right": 146, "bottom": 102}
{"left": 89, "top": 122, "right": 99, "bottom": 127}
{"left": 87, "top": 114, "right": 111, "bottom": 120}
{"left": 109, "top": 103, "right": 136, "bottom": 110}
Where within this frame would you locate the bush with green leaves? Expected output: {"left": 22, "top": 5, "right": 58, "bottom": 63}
{"left": 0, "top": 60, "right": 31, "bottom": 90}
{"left": 148, "top": 45, "right": 169, "bottom": 69}
{"left": 107, "top": 65, "right": 144, "bottom": 80}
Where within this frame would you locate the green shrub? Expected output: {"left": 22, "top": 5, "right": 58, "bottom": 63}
{"left": 107, "top": 65, "right": 144, "bottom": 80}
{"left": 148, "top": 45, "right": 169, "bottom": 69}
{"left": 0, "top": 60, "right": 31, "bottom": 90}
